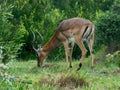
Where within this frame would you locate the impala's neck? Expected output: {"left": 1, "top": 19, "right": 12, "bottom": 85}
{"left": 42, "top": 31, "right": 61, "bottom": 55}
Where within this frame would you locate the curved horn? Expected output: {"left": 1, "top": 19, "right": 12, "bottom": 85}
{"left": 37, "top": 31, "right": 43, "bottom": 45}
{"left": 31, "top": 30, "right": 37, "bottom": 52}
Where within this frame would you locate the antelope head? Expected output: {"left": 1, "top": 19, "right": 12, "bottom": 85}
{"left": 31, "top": 30, "right": 45, "bottom": 67}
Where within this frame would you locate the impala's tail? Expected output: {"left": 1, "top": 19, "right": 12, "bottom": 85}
{"left": 82, "top": 25, "right": 95, "bottom": 41}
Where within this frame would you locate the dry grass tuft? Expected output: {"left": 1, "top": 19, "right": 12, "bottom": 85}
{"left": 39, "top": 72, "right": 88, "bottom": 89}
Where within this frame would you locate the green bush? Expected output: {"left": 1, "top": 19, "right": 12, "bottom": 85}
{"left": 0, "top": 1, "right": 25, "bottom": 63}
{"left": 95, "top": 11, "right": 120, "bottom": 52}
{"left": 0, "top": 0, "right": 118, "bottom": 60}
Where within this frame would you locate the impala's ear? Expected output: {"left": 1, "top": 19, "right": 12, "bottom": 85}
{"left": 37, "top": 44, "right": 43, "bottom": 51}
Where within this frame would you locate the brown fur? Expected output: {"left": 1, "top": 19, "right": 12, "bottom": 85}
{"left": 33, "top": 17, "right": 95, "bottom": 70}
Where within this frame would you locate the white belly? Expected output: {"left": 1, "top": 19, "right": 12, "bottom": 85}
{"left": 68, "top": 37, "right": 75, "bottom": 43}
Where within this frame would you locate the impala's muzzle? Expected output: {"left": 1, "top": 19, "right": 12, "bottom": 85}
{"left": 37, "top": 55, "right": 44, "bottom": 67}
{"left": 37, "top": 62, "right": 42, "bottom": 67}
{"left": 37, "top": 58, "right": 43, "bottom": 67}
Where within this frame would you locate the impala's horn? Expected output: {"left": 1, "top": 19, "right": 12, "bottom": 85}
{"left": 37, "top": 31, "right": 43, "bottom": 46}
{"left": 31, "top": 30, "right": 37, "bottom": 52}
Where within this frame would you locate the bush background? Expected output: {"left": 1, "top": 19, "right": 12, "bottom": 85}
{"left": 0, "top": 0, "right": 120, "bottom": 63}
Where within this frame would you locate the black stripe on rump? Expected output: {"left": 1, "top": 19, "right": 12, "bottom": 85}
{"left": 82, "top": 26, "right": 88, "bottom": 38}
{"left": 86, "top": 27, "right": 92, "bottom": 40}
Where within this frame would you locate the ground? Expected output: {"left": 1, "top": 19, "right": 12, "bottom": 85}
{"left": 0, "top": 57, "right": 120, "bottom": 90}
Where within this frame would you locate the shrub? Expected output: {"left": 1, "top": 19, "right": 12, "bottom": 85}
{"left": 0, "top": 1, "right": 25, "bottom": 63}
{"left": 95, "top": 11, "right": 120, "bottom": 53}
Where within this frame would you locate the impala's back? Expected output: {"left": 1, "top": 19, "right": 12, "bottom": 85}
{"left": 57, "top": 18, "right": 94, "bottom": 41}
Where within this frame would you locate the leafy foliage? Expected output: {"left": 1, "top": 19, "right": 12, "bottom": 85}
{"left": 0, "top": 0, "right": 119, "bottom": 61}
{"left": 0, "top": 1, "right": 25, "bottom": 63}
{"left": 95, "top": 11, "right": 120, "bottom": 52}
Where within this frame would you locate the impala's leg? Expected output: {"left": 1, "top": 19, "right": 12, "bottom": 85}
{"left": 62, "top": 41, "right": 69, "bottom": 68}
{"left": 88, "top": 34, "right": 94, "bottom": 67}
{"left": 68, "top": 42, "right": 74, "bottom": 68}
{"left": 75, "top": 37, "right": 87, "bottom": 71}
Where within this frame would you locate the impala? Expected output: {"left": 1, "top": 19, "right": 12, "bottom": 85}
{"left": 31, "top": 17, "right": 95, "bottom": 70}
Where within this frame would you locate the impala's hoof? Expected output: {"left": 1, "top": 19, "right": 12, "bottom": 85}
{"left": 38, "top": 64, "right": 42, "bottom": 67}
{"left": 91, "top": 66, "right": 95, "bottom": 69}
{"left": 79, "top": 63, "right": 82, "bottom": 67}
{"left": 69, "top": 65, "right": 72, "bottom": 68}
{"left": 77, "top": 63, "right": 82, "bottom": 71}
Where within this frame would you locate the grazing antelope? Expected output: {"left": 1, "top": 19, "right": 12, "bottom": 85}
{"left": 31, "top": 17, "right": 95, "bottom": 70}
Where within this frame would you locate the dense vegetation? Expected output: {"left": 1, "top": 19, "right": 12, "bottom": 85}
{"left": 0, "top": 0, "right": 120, "bottom": 89}
{"left": 1, "top": 0, "right": 120, "bottom": 61}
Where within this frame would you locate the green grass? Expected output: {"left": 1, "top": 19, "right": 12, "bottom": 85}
{"left": 0, "top": 57, "right": 120, "bottom": 90}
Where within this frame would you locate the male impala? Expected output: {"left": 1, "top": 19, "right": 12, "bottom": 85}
{"left": 31, "top": 17, "right": 95, "bottom": 70}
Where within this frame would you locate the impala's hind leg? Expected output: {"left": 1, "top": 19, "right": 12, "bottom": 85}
{"left": 75, "top": 37, "right": 87, "bottom": 71}
{"left": 88, "top": 34, "right": 94, "bottom": 67}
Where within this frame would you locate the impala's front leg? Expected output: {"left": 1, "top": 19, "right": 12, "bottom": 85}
{"left": 68, "top": 42, "right": 74, "bottom": 68}
{"left": 88, "top": 34, "right": 94, "bottom": 68}
{"left": 62, "top": 41, "right": 69, "bottom": 68}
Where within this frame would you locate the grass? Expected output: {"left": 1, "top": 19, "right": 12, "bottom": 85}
{"left": 0, "top": 56, "right": 120, "bottom": 90}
